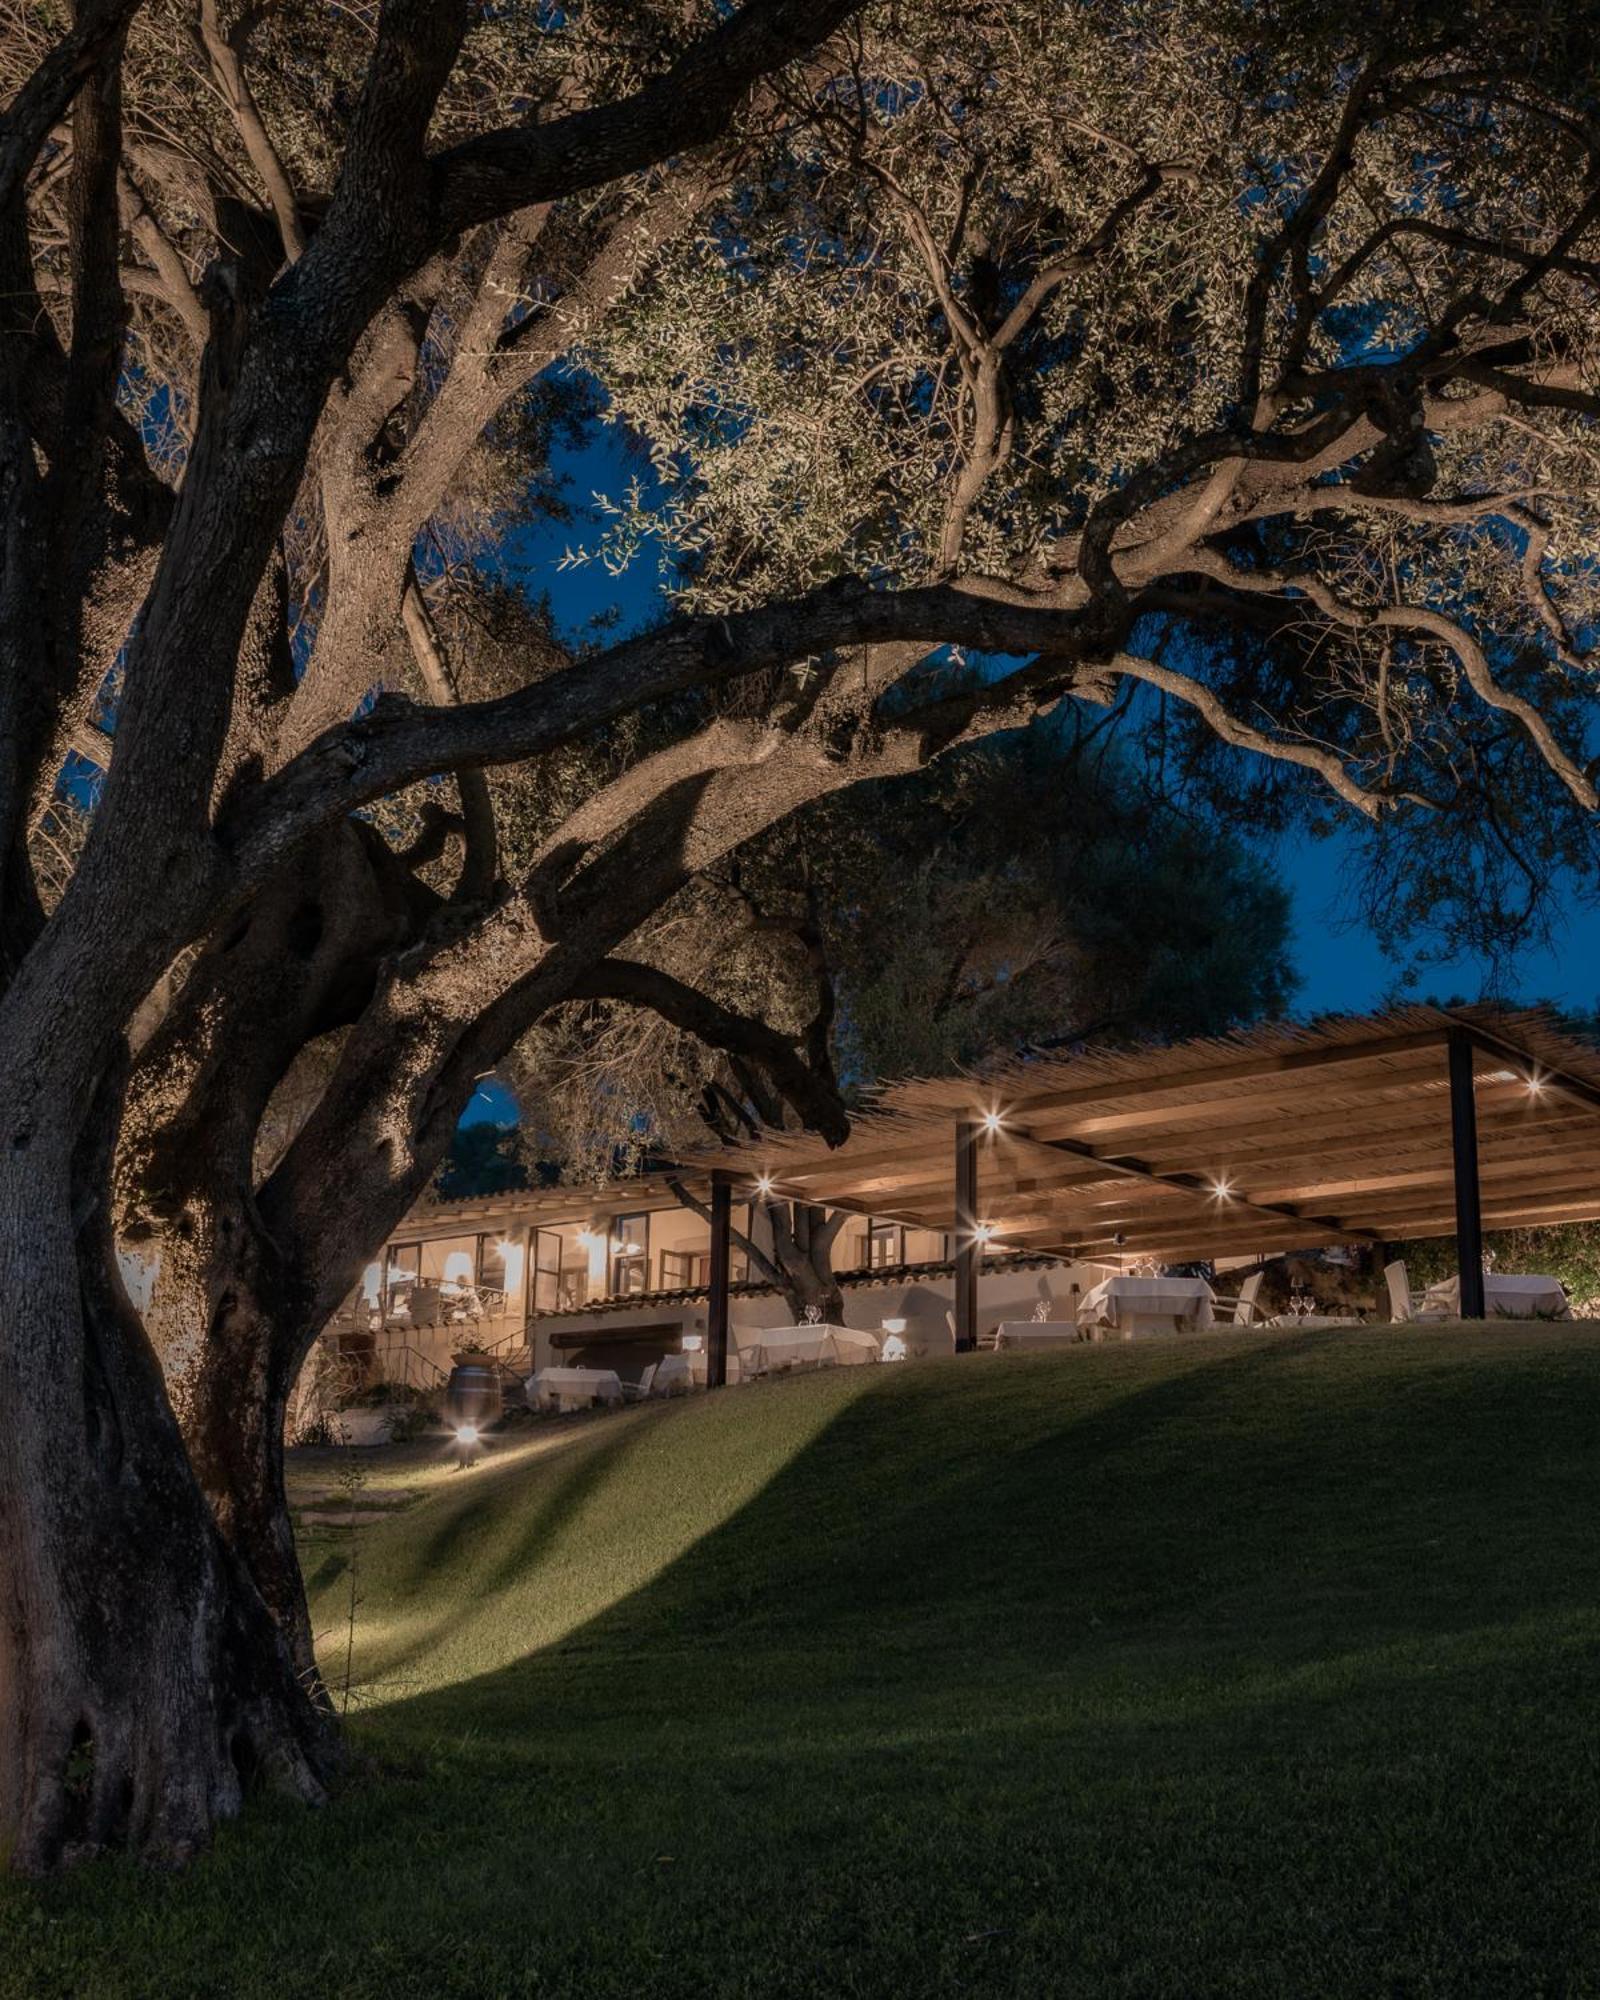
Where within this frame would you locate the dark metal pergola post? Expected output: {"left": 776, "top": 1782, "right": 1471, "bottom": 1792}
{"left": 1447, "top": 1028, "right": 1487, "bottom": 1319}
{"left": 953, "top": 1118, "right": 979, "bottom": 1352}
{"left": 707, "top": 1170, "right": 731, "bottom": 1387}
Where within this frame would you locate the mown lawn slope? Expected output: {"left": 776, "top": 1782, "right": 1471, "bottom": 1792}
{"left": 5, "top": 1322, "right": 1600, "bottom": 1999}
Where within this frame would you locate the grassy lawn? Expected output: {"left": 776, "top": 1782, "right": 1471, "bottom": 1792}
{"left": 5, "top": 1321, "right": 1600, "bottom": 1997}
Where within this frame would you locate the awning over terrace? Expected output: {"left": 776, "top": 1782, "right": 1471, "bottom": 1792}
{"left": 678, "top": 1006, "right": 1600, "bottom": 1355}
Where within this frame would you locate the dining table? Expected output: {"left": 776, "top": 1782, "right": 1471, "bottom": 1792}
{"left": 994, "top": 1321, "right": 1083, "bottom": 1349}
{"left": 661, "top": 1347, "right": 748, "bottom": 1388}
{"left": 1419, "top": 1272, "right": 1570, "bottom": 1320}
{"left": 528, "top": 1365, "right": 624, "bottom": 1412}
{"left": 1077, "top": 1275, "right": 1215, "bottom": 1339}
{"left": 740, "top": 1324, "right": 881, "bottom": 1373}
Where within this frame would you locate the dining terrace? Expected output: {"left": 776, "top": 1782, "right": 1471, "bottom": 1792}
{"left": 678, "top": 1003, "right": 1600, "bottom": 1375}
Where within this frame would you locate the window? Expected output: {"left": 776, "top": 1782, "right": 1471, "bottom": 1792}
{"left": 420, "top": 1235, "right": 477, "bottom": 1291}
{"left": 477, "top": 1235, "right": 509, "bottom": 1293}
{"left": 473, "top": 1234, "right": 523, "bottom": 1315}
{"left": 868, "top": 1220, "right": 904, "bottom": 1269}
{"left": 732, "top": 1202, "right": 752, "bottom": 1284}
{"left": 533, "top": 1229, "right": 564, "bottom": 1314}
{"left": 384, "top": 1243, "right": 419, "bottom": 1321}
{"left": 660, "top": 1248, "right": 710, "bottom": 1289}
{"left": 611, "top": 1213, "right": 650, "bottom": 1295}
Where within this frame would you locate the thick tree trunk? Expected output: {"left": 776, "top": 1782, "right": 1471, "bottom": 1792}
{"left": 142, "top": 1200, "right": 327, "bottom": 1690}
{"left": 184, "top": 1287, "right": 324, "bottom": 1693}
{"left": 0, "top": 1128, "right": 336, "bottom": 1874}
{"left": 767, "top": 1201, "right": 846, "bottom": 1323}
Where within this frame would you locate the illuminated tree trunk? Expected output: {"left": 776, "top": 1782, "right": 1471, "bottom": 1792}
{"left": 0, "top": 1100, "right": 335, "bottom": 1875}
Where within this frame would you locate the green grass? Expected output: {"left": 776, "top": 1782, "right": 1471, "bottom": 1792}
{"left": 6, "top": 1322, "right": 1600, "bottom": 1998}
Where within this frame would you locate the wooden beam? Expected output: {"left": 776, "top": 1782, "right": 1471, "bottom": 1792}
{"left": 1053, "top": 1214, "right": 1344, "bottom": 1257}
{"left": 1041, "top": 1058, "right": 1453, "bottom": 1144}
{"left": 1135, "top": 1092, "right": 1585, "bottom": 1177}
{"left": 1459, "top": 1016, "right": 1600, "bottom": 1120}
{"left": 1373, "top": 1194, "right": 1600, "bottom": 1238}
{"left": 1338, "top": 1171, "right": 1600, "bottom": 1231}
{"left": 1008, "top": 1028, "right": 1450, "bottom": 1119}
{"left": 707, "top": 1171, "right": 731, "bottom": 1389}
{"left": 1248, "top": 1142, "right": 1600, "bottom": 1207}
{"left": 953, "top": 1119, "right": 978, "bottom": 1353}
{"left": 1018, "top": 1125, "right": 1378, "bottom": 1242}
{"left": 1449, "top": 1029, "right": 1486, "bottom": 1318}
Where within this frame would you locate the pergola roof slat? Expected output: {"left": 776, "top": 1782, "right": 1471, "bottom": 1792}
{"left": 675, "top": 1005, "right": 1600, "bottom": 1263}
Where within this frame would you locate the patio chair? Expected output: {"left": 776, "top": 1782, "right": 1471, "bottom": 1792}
{"left": 1212, "top": 1270, "right": 1264, "bottom": 1326}
{"left": 1384, "top": 1259, "right": 1424, "bottom": 1323}
{"left": 621, "top": 1363, "right": 657, "bottom": 1404}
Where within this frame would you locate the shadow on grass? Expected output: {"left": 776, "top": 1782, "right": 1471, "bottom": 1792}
{"left": 11, "top": 1325, "right": 1600, "bottom": 2000}
{"left": 384, "top": 1321, "right": 1597, "bottom": 1724}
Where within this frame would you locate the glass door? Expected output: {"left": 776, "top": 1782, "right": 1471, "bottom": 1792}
{"left": 532, "top": 1229, "right": 564, "bottom": 1314}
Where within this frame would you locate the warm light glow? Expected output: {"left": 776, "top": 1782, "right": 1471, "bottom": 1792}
{"left": 973, "top": 1222, "right": 996, "bottom": 1243}
{"left": 980, "top": 1107, "right": 1005, "bottom": 1136}
{"left": 455, "top": 1424, "right": 478, "bottom": 1446}
{"left": 1526, "top": 1071, "right": 1546, "bottom": 1096}
{"left": 1210, "top": 1175, "right": 1235, "bottom": 1202}
{"left": 755, "top": 1173, "right": 775, "bottom": 1197}
{"left": 497, "top": 1238, "right": 525, "bottom": 1291}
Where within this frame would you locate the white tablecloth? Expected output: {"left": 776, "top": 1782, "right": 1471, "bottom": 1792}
{"left": 528, "top": 1366, "right": 623, "bottom": 1409}
{"left": 1078, "top": 1276, "right": 1214, "bottom": 1335}
{"left": 1265, "top": 1313, "right": 1363, "bottom": 1330}
{"left": 652, "top": 1348, "right": 747, "bottom": 1390}
{"left": 1420, "top": 1273, "right": 1570, "bottom": 1320}
{"left": 742, "top": 1324, "right": 880, "bottom": 1371}
{"left": 994, "top": 1321, "right": 1082, "bottom": 1349}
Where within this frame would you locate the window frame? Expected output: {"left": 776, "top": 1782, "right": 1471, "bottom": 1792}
{"left": 867, "top": 1219, "right": 904, "bottom": 1270}
{"left": 384, "top": 1241, "right": 421, "bottom": 1321}
{"left": 610, "top": 1212, "right": 651, "bottom": 1295}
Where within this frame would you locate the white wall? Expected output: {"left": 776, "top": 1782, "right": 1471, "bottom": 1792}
{"left": 525, "top": 1257, "right": 1115, "bottom": 1368}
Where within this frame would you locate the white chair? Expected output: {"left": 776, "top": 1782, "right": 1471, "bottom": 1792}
{"left": 1384, "top": 1260, "right": 1424, "bottom": 1323}
{"left": 622, "top": 1362, "right": 657, "bottom": 1403}
{"left": 1213, "top": 1270, "right": 1264, "bottom": 1325}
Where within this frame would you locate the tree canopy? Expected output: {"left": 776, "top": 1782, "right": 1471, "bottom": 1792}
{"left": 497, "top": 715, "right": 1295, "bottom": 1178}
{"left": 2, "top": 0, "right": 1599, "bottom": 1874}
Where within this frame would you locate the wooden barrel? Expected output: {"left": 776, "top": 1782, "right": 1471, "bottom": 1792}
{"left": 443, "top": 1363, "right": 502, "bottom": 1433}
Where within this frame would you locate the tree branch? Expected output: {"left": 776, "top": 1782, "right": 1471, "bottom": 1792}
{"left": 0, "top": 0, "right": 145, "bottom": 214}
{"left": 399, "top": 563, "right": 498, "bottom": 901}
{"left": 197, "top": 0, "right": 306, "bottom": 263}
{"left": 665, "top": 1175, "right": 785, "bottom": 1290}
{"left": 429, "top": 0, "right": 864, "bottom": 237}
{"left": 568, "top": 956, "right": 849, "bottom": 1144}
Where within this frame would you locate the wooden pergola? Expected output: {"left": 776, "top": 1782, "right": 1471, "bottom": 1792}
{"left": 684, "top": 1006, "right": 1600, "bottom": 1369}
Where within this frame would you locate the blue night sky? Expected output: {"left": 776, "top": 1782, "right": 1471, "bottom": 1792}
{"left": 454, "top": 412, "right": 1599, "bottom": 1131}
{"left": 1277, "top": 829, "right": 1597, "bottom": 1017}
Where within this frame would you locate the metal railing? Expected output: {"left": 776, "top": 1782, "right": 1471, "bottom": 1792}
{"left": 369, "top": 1341, "right": 450, "bottom": 1394}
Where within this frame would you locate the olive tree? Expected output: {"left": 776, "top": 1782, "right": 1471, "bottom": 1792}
{"left": 2, "top": 0, "right": 1599, "bottom": 1875}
